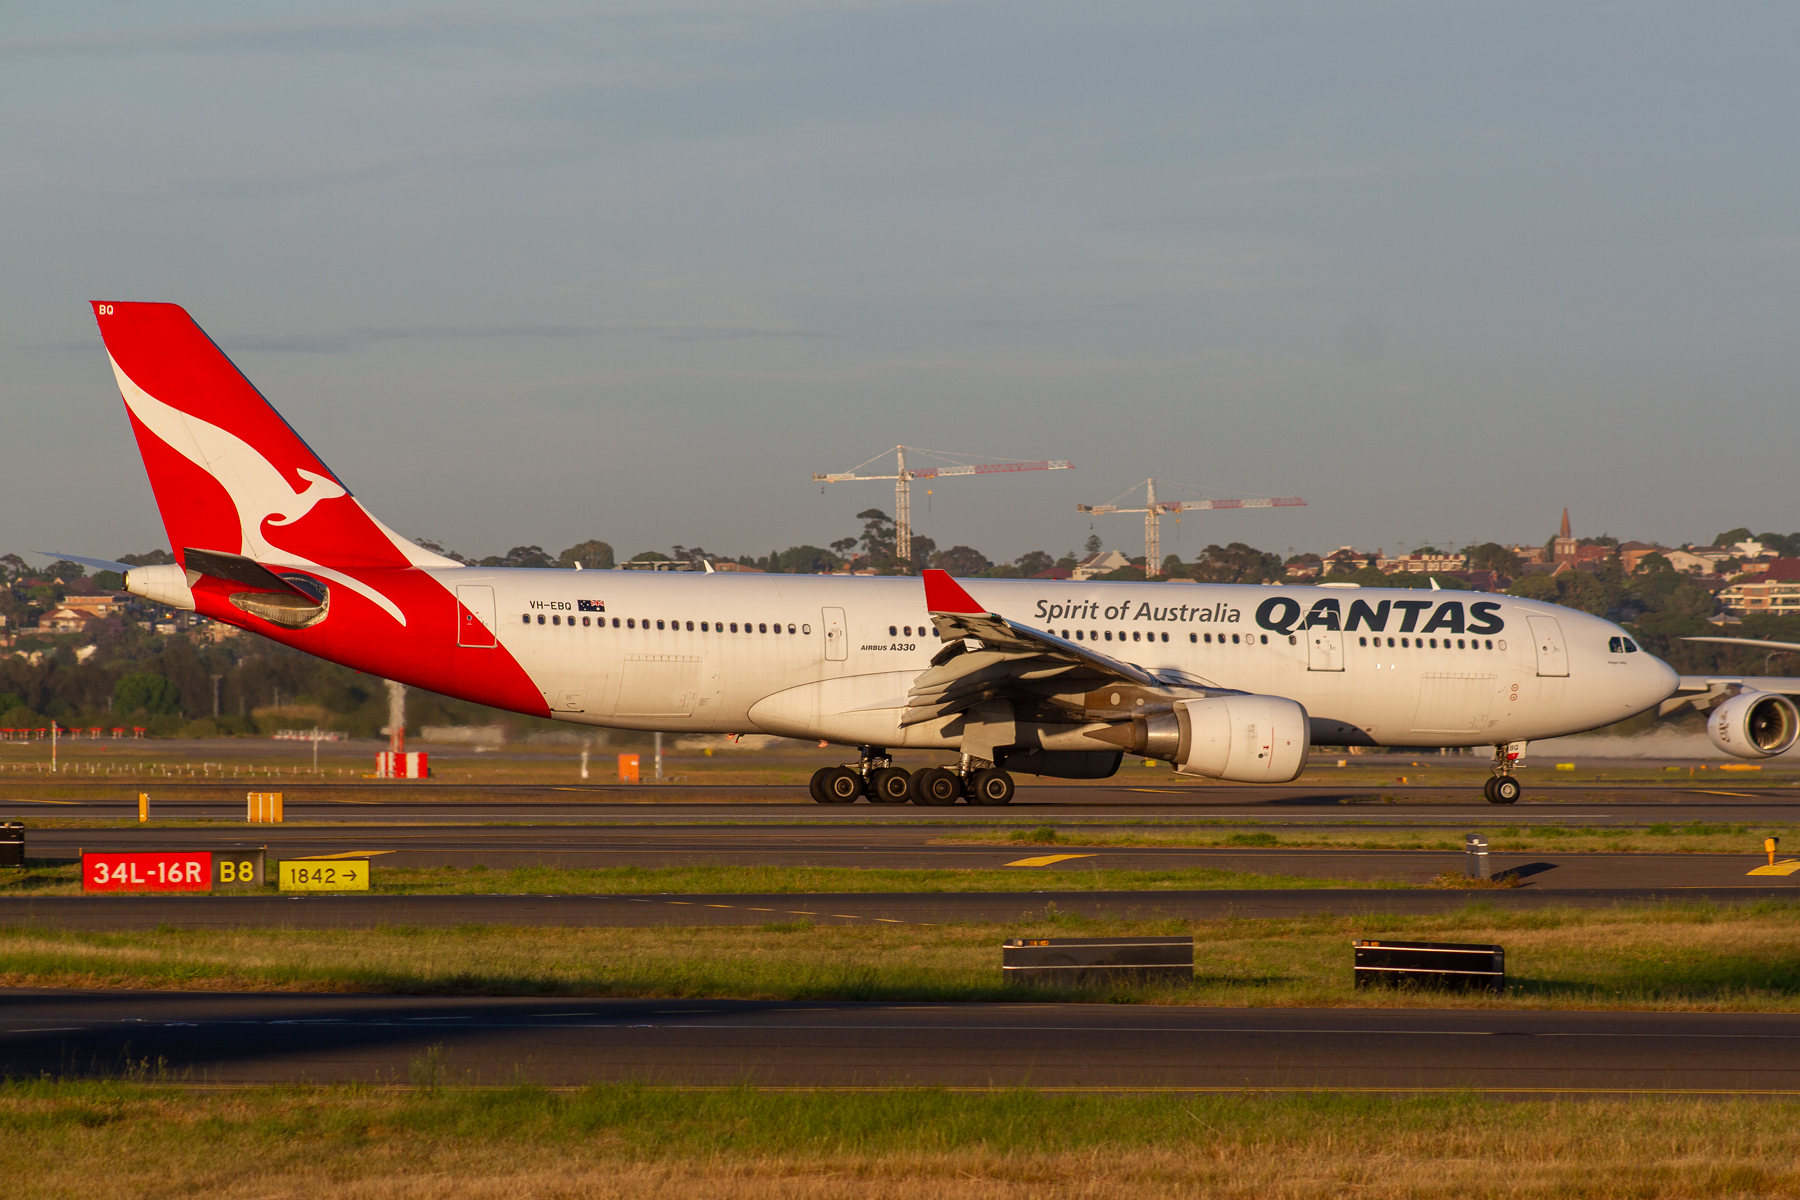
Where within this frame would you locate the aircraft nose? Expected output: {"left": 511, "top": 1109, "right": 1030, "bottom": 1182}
{"left": 1646, "top": 655, "right": 1679, "bottom": 705}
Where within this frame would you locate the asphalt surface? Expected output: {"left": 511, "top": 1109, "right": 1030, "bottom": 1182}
{"left": 5, "top": 886, "right": 1797, "bottom": 930}
{"left": 7, "top": 991, "right": 1800, "bottom": 1093}
{"left": 6, "top": 781, "right": 1800, "bottom": 825}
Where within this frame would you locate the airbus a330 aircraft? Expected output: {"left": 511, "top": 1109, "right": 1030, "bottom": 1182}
{"left": 67, "top": 302, "right": 1800, "bottom": 805}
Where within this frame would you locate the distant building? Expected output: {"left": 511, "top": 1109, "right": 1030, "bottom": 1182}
{"left": 1378, "top": 552, "right": 1468, "bottom": 575}
{"left": 1072, "top": 550, "right": 1133, "bottom": 580}
{"left": 1032, "top": 566, "right": 1074, "bottom": 580}
{"left": 1719, "top": 560, "right": 1800, "bottom": 616}
{"left": 1663, "top": 548, "right": 1716, "bottom": 575}
{"left": 1616, "top": 541, "right": 1666, "bottom": 574}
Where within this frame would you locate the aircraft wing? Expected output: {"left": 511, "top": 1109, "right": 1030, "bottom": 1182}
{"left": 1663, "top": 638, "right": 1800, "bottom": 713}
{"left": 905, "top": 569, "right": 1208, "bottom": 728}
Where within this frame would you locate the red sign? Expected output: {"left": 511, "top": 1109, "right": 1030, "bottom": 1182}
{"left": 83, "top": 852, "right": 212, "bottom": 892}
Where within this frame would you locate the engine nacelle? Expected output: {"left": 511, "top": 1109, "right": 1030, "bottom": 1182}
{"left": 1708, "top": 690, "right": 1800, "bottom": 759}
{"left": 1095, "top": 694, "right": 1309, "bottom": 783}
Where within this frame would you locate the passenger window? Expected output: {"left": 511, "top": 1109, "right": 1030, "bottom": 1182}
{"left": 1484, "top": 639, "right": 1492, "bottom": 649}
{"left": 1609, "top": 636, "right": 1623, "bottom": 653}
{"left": 627, "top": 618, "right": 635, "bottom": 628}
{"left": 554, "top": 615, "right": 562, "bottom": 625}
{"left": 1260, "top": 634, "right": 1268, "bottom": 644}
{"left": 759, "top": 623, "right": 767, "bottom": 633}
{"left": 684, "top": 621, "right": 692, "bottom": 631}
{"left": 1457, "top": 639, "right": 1465, "bottom": 649}
{"left": 1189, "top": 633, "right": 1197, "bottom": 643}
{"left": 889, "top": 626, "right": 898, "bottom": 637}
{"left": 700, "top": 622, "right": 708, "bottom": 632}
{"left": 521, "top": 614, "right": 530, "bottom": 624}
{"left": 787, "top": 624, "right": 796, "bottom": 634}
{"left": 1624, "top": 638, "right": 1638, "bottom": 652}
{"left": 1387, "top": 637, "right": 1395, "bottom": 647}
{"left": 1399, "top": 637, "right": 1407, "bottom": 647}
{"left": 730, "top": 623, "right": 738, "bottom": 632}
{"left": 612, "top": 618, "right": 620, "bottom": 628}
{"left": 1161, "top": 632, "right": 1169, "bottom": 642}
{"left": 802, "top": 624, "right": 811, "bottom": 634}
{"left": 653, "top": 620, "right": 661, "bottom": 630}
{"left": 1131, "top": 631, "right": 1140, "bottom": 642}
{"left": 1075, "top": 630, "right": 1083, "bottom": 640}
{"left": 1204, "top": 633, "right": 1211, "bottom": 643}
{"left": 582, "top": 616, "right": 590, "bottom": 627}
{"left": 537, "top": 614, "right": 546, "bottom": 625}
{"left": 1232, "top": 634, "right": 1240, "bottom": 644}
{"left": 1359, "top": 636, "right": 1368, "bottom": 647}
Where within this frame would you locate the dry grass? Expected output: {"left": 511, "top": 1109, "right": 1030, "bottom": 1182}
{"left": 2, "top": 901, "right": 1798, "bottom": 1010}
{"left": 5, "top": 1082, "right": 1800, "bottom": 1199}
{"left": 943, "top": 821, "right": 1796, "bottom": 856}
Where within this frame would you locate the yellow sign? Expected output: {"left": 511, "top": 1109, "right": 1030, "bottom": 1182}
{"left": 278, "top": 859, "right": 370, "bottom": 891}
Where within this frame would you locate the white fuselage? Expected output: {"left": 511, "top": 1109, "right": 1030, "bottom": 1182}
{"left": 445, "top": 571, "right": 1677, "bottom": 751}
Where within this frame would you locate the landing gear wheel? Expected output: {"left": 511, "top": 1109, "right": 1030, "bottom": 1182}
{"left": 967, "top": 768, "right": 1015, "bottom": 806}
{"left": 869, "top": 767, "right": 912, "bottom": 804}
{"left": 809, "top": 766, "right": 832, "bottom": 804}
{"left": 1487, "top": 776, "right": 1521, "bottom": 805}
{"left": 819, "top": 766, "right": 863, "bottom": 804}
{"left": 910, "top": 766, "right": 962, "bottom": 806}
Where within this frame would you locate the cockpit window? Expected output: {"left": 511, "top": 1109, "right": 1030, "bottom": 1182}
{"left": 1623, "top": 638, "right": 1638, "bottom": 653}
{"left": 1609, "top": 637, "right": 1624, "bottom": 654}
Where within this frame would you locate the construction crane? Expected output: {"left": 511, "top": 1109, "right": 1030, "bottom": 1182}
{"left": 1078, "top": 479, "right": 1305, "bottom": 579}
{"left": 814, "top": 446, "right": 1074, "bottom": 567}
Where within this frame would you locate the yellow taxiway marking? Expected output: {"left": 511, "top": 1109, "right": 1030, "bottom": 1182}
{"left": 1747, "top": 859, "right": 1800, "bottom": 876}
{"left": 1005, "top": 853, "right": 1096, "bottom": 867}
{"left": 2, "top": 798, "right": 79, "bottom": 805}
{"left": 288, "top": 850, "right": 394, "bottom": 859}
{"left": 1697, "top": 790, "right": 1759, "bottom": 797}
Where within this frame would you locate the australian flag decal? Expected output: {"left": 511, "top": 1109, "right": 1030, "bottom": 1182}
{"left": 577, "top": 599, "right": 606, "bottom": 612}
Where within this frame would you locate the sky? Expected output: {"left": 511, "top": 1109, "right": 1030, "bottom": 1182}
{"left": 4, "top": 1, "right": 1797, "bottom": 569}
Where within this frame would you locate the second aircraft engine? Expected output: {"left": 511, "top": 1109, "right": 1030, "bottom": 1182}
{"left": 1093, "top": 694, "right": 1310, "bottom": 784}
{"left": 1708, "top": 690, "right": 1800, "bottom": 759}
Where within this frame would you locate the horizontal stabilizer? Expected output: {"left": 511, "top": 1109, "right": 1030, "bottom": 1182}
{"left": 34, "top": 551, "right": 133, "bottom": 575}
{"left": 182, "top": 547, "right": 319, "bottom": 600}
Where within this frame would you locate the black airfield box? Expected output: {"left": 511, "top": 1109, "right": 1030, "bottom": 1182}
{"left": 1354, "top": 940, "right": 1505, "bottom": 993}
{"left": 1003, "top": 936, "right": 1194, "bottom": 988}
{"left": 0, "top": 822, "right": 21, "bottom": 868}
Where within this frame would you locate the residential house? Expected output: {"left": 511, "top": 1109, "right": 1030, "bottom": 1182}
{"left": 1379, "top": 552, "right": 1468, "bottom": 575}
{"left": 1072, "top": 550, "right": 1134, "bottom": 580}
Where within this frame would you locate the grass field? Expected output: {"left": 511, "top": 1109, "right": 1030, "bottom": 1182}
{"left": 4, "top": 1081, "right": 1799, "bottom": 1199}
{"left": 3, "top": 901, "right": 1797, "bottom": 1009}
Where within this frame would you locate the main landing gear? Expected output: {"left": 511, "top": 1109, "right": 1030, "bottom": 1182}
{"left": 808, "top": 749, "right": 1014, "bottom": 806}
{"left": 1483, "top": 744, "right": 1522, "bottom": 805}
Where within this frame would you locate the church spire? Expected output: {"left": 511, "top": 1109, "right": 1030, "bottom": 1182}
{"left": 1559, "top": 508, "right": 1571, "bottom": 539}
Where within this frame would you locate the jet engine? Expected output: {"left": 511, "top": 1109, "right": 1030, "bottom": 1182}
{"left": 1708, "top": 690, "right": 1800, "bottom": 759}
{"left": 1092, "top": 694, "right": 1309, "bottom": 784}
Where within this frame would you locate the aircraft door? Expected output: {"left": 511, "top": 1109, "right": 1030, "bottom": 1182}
{"left": 1528, "top": 616, "right": 1569, "bottom": 677}
{"left": 822, "top": 607, "right": 848, "bottom": 661}
{"left": 456, "top": 585, "right": 497, "bottom": 648}
{"left": 1307, "top": 628, "right": 1344, "bottom": 671}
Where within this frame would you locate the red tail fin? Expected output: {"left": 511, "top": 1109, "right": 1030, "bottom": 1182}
{"left": 91, "top": 301, "right": 451, "bottom": 573}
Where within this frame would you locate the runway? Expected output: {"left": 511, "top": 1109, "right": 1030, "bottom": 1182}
{"left": 4, "top": 782, "right": 1799, "bottom": 825}
{"left": 7, "top": 990, "right": 1800, "bottom": 1093}
{"left": 4, "top": 886, "right": 1796, "bottom": 930}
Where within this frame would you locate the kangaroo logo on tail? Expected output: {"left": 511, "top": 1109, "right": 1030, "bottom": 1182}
{"left": 108, "top": 353, "right": 408, "bottom": 625}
